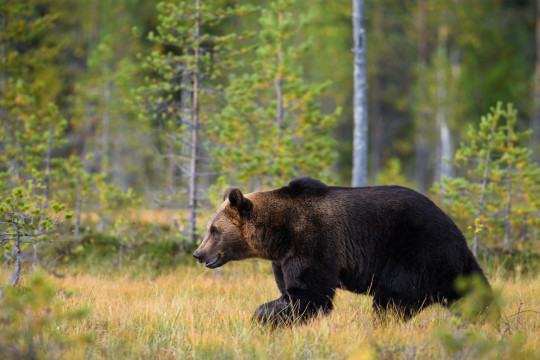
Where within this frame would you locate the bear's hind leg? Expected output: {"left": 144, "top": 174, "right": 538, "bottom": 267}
{"left": 372, "top": 293, "right": 427, "bottom": 321}
{"left": 372, "top": 262, "right": 436, "bottom": 320}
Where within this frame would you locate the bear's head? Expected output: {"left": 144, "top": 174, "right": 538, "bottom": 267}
{"left": 193, "top": 188, "right": 260, "bottom": 268}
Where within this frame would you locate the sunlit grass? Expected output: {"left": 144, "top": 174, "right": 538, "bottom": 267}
{"left": 2, "top": 261, "right": 539, "bottom": 359}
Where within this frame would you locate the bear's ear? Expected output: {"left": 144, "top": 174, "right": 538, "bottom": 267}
{"left": 224, "top": 188, "right": 252, "bottom": 215}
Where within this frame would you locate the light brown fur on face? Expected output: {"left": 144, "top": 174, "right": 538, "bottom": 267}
{"left": 193, "top": 194, "right": 261, "bottom": 269}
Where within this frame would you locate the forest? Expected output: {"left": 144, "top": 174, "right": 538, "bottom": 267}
{"left": 0, "top": 0, "right": 539, "bottom": 359}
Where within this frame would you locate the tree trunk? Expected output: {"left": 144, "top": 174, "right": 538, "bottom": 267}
{"left": 10, "top": 233, "right": 21, "bottom": 286}
{"left": 532, "top": 0, "right": 540, "bottom": 161}
{"left": 435, "top": 28, "right": 453, "bottom": 181}
{"left": 371, "top": 61, "right": 384, "bottom": 182}
{"left": 415, "top": 0, "right": 429, "bottom": 192}
{"left": 504, "top": 124, "right": 513, "bottom": 252}
{"left": 180, "top": 62, "right": 192, "bottom": 189}
{"left": 188, "top": 0, "right": 201, "bottom": 245}
{"left": 352, "top": 0, "right": 368, "bottom": 187}
{"left": 472, "top": 117, "right": 498, "bottom": 258}
{"left": 102, "top": 81, "right": 111, "bottom": 172}
{"left": 275, "top": 11, "right": 284, "bottom": 130}
{"left": 167, "top": 146, "right": 175, "bottom": 190}
{"left": 34, "top": 125, "right": 53, "bottom": 270}
{"left": 438, "top": 120, "right": 452, "bottom": 179}
{"left": 503, "top": 163, "right": 512, "bottom": 252}
{"left": 74, "top": 190, "right": 82, "bottom": 237}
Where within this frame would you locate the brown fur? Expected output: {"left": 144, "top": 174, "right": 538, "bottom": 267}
{"left": 193, "top": 177, "right": 489, "bottom": 325}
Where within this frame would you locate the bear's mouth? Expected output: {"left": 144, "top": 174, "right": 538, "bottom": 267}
{"left": 205, "top": 253, "right": 222, "bottom": 269}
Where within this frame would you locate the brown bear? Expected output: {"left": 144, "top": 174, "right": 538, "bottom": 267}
{"left": 193, "top": 177, "right": 489, "bottom": 324}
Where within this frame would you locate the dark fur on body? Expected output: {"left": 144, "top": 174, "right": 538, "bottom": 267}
{"left": 193, "top": 177, "right": 489, "bottom": 324}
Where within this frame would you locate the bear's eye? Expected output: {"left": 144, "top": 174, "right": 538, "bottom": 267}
{"left": 210, "top": 226, "right": 219, "bottom": 236}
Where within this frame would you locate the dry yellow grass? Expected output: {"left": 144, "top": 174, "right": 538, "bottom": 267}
{"left": 25, "top": 261, "right": 537, "bottom": 359}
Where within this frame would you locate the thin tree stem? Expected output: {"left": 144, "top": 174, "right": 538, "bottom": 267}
{"left": 189, "top": 0, "right": 201, "bottom": 245}
{"left": 472, "top": 115, "right": 498, "bottom": 257}
{"left": 275, "top": 11, "right": 284, "bottom": 129}
{"left": 10, "top": 233, "right": 21, "bottom": 286}
{"left": 504, "top": 122, "right": 513, "bottom": 251}
{"left": 415, "top": 0, "right": 429, "bottom": 192}
{"left": 531, "top": 0, "right": 540, "bottom": 161}
{"left": 74, "top": 190, "right": 82, "bottom": 237}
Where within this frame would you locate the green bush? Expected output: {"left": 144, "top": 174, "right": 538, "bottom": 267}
{"left": 0, "top": 272, "right": 91, "bottom": 359}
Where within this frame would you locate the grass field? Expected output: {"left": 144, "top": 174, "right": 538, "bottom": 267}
{"left": 3, "top": 260, "right": 536, "bottom": 359}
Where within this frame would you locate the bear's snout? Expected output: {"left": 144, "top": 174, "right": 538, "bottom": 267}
{"left": 192, "top": 251, "right": 203, "bottom": 263}
{"left": 193, "top": 248, "right": 224, "bottom": 268}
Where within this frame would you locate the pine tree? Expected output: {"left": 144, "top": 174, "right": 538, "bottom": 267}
{"left": 433, "top": 103, "right": 540, "bottom": 255}
{"left": 0, "top": 1, "right": 135, "bottom": 284}
{"left": 0, "top": 82, "right": 74, "bottom": 285}
{"left": 0, "top": 1, "right": 70, "bottom": 285}
{"left": 139, "top": 0, "right": 256, "bottom": 244}
{"left": 208, "top": 0, "right": 340, "bottom": 195}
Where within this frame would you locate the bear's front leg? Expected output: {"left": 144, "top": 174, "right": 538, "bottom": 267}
{"left": 253, "top": 259, "right": 338, "bottom": 326}
{"left": 272, "top": 261, "right": 286, "bottom": 294}
{"left": 252, "top": 297, "right": 293, "bottom": 325}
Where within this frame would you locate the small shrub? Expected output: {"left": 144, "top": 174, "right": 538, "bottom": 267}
{"left": 0, "top": 272, "right": 91, "bottom": 359}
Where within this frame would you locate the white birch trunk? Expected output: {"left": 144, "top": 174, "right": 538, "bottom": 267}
{"left": 352, "top": 0, "right": 368, "bottom": 187}
{"left": 439, "top": 120, "right": 452, "bottom": 179}
{"left": 435, "top": 40, "right": 453, "bottom": 181}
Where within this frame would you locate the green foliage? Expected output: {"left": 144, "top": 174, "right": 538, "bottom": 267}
{"left": 0, "top": 0, "right": 138, "bottom": 284}
{"left": 138, "top": 0, "right": 257, "bottom": 134}
{"left": 0, "top": 182, "right": 68, "bottom": 240}
{"left": 137, "top": 0, "right": 257, "bottom": 206}
{"left": 208, "top": 0, "right": 340, "bottom": 196}
{"left": 71, "top": 35, "right": 145, "bottom": 181}
{"left": 436, "top": 325, "right": 534, "bottom": 360}
{"left": 0, "top": 2, "right": 73, "bottom": 285}
{"left": 375, "top": 157, "right": 413, "bottom": 187}
{"left": 0, "top": 271, "right": 91, "bottom": 359}
{"left": 435, "top": 273, "right": 535, "bottom": 359}
{"left": 48, "top": 229, "right": 186, "bottom": 274}
{"left": 450, "top": 274, "right": 501, "bottom": 323}
{"left": 0, "top": 1, "right": 59, "bottom": 100}
{"left": 481, "top": 249, "right": 540, "bottom": 279}
{"left": 432, "top": 103, "right": 540, "bottom": 252}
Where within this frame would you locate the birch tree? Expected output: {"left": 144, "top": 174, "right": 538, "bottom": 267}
{"left": 352, "top": 0, "right": 368, "bottom": 187}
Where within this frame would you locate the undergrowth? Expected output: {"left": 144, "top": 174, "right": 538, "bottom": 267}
{"left": 1, "top": 260, "right": 539, "bottom": 359}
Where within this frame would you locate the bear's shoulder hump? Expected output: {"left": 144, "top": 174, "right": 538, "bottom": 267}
{"left": 286, "top": 177, "right": 328, "bottom": 197}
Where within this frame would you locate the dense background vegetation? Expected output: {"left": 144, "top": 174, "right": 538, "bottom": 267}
{"left": 1, "top": 0, "right": 539, "bottom": 359}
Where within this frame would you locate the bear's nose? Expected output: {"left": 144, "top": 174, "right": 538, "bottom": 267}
{"left": 193, "top": 252, "right": 201, "bottom": 262}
